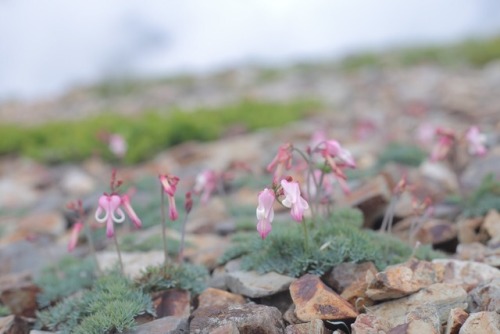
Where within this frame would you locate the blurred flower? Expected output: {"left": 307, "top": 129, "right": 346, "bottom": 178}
{"left": 465, "top": 126, "right": 487, "bottom": 157}
{"left": 95, "top": 194, "right": 125, "bottom": 238}
{"left": 159, "top": 174, "right": 180, "bottom": 221}
{"left": 267, "top": 143, "right": 293, "bottom": 181}
{"left": 109, "top": 134, "right": 127, "bottom": 158}
{"left": 430, "top": 127, "right": 455, "bottom": 162}
{"left": 68, "top": 221, "right": 83, "bottom": 252}
{"left": 194, "top": 169, "right": 218, "bottom": 204}
{"left": 120, "top": 190, "right": 142, "bottom": 229}
{"left": 256, "top": 188, "right": 275, "bottom": 239}
{"left": 416, "top": 123, "right": 436, "bottom": 146}
{"left": 281, "top": 179, "right": 309, "bottom": 222}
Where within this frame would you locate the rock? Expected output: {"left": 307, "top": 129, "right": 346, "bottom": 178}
{"left": 483, "top": 210, "right": 500, "bottom": 240}
{"left": 458, "top": 311, "right": 500, "bottom": 334}
{"left": 289, "top": 274, "right": 358, "bottom": 322}
{"left": 338, "top": 175, "right": 392, "bottom": 228}
{"left": 0, "top": 315, "right": 30, "bottom": 334}
{"left": 468, "top": 278, "right": 500, "bottom": 312}
{"left": 457, "top": 218, "right": 489, "bottom": 244}
{"left": 351, "top": 313, "right": 390, "bottom": 334}
{"left": 123, "top": 316, "right": 188, "bottom": 334}
{"left": 460, "top": 155, "right": 500, "bottom": 191}
{"left": 60, "top": 168, "right": 95, "bottom": 195}
{"left": 152, "top": 289, "right": 190, "bottom": 318}
{"left": 189, "top": 303, "right": 284, "bottom": 334}
{"left": 283, "top": 304, "right": 302, "bottom": 325}
{"left": 387, "top": 320, "right": 439, "bottom": 334}
{"left": 444, "top": 308, "right": 469, "bottom": 334}
{"left": 207, "top": 266, "right": 228, "bottom": 290}
{"left": 184, "top": 234, "right": 230, "bottom": 270}
{"left": 96, "top": 251, "right": 164, "bottom": 279}
{"left": 208, "top": 322, "right": 240, "bottom": 334}
{"left": 325, "top": 262, "right": 377, "bottom": 293}
{"left": 226, "top": 271, "right": 296, "bottom": 298}
{"left": 16, "top": 212, "right": 66, "bottom": 238}
{"left": 456, "top": 243, "right": 500, "bottom": 268}
{"left": 433, "top": 259, "right": 500, "bottom": 291}
{"left": 393, "top": 218, "right": 457, "bottom": 247}
{"left": 0, "top": 272, "right": 41, "bottom": 317}
{"left": 366, "top": 259, "right": 443, "bottom": 301}
{"left": 197, "top": 288, "right": 246, "bottom": 308}
{"left": 419, "top": 161, "right": 459, "bottom": 192}
{"left": 186, "top": 198, "right": 228, "bottom": 234}
{"left": 285, "top": 319, "right": 330, "bottom": 334}
{"left": 369, "top": 283, "right": 467, "bottom": 329}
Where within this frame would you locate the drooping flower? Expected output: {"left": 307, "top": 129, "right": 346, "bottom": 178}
{"left": 193, "top": 169, "right": 218, "bottom": 204}
{"left": 256, "top": 188, "right": 275, "bottom": 239}
{"left": 120, "top": 191, "right": 142, "bottom": 229}
{"left": 465, "top": 126, "right": 487, "bottom": 157}
{"left": 185, "top": 192, "right": 193, "bottom": 214}
{"left": 280, "top": 179, "right": 309, "bottom": 222}
{"left": 267, "top": 143, "right": 293, "bottom": 181}
{"left": 159, "top": 174, "right": 180, "bottom": 221}
{"left": 95, "top": 194, "right": 125, "bottom": 238}
{"left": 68, "top": 221, "right": 84, "bottom": 252}
{"left": 430, "top": 127, "right": 455, "bottom": 162}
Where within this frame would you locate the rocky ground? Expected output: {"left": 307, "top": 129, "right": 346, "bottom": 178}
{"left": 1, "top": 61, "right": 500, "bottom": 333}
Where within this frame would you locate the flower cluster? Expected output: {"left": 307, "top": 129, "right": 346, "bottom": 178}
{"left": 159, "top": 174, "right": 180, "bottom": 220}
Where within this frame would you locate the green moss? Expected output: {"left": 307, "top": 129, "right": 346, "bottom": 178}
{"left": 36, "top": 272, "right": 155, "bottom": 334}
{"left": 35, "top": 256, "right": 96, "bottom": 308}
{"left": 461, "top": 174, "right": 500, "bottom": 218}
{"left": 1, "top": 100, "right": 318, "bottom": 164}
{"left": 0, "top": 304, "right": 9, "bottom": 317}
{"left": 377, "top": 142, "right": 427, "bottom": 167}
{"left": 220, "top": 208, "right": 444, "bottom": 277}
{"left": 136, "top": 262, "right": 209, "bottom": 295}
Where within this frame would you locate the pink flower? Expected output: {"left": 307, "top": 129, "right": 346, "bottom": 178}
{"left": 430, "top": 128, "right": 455, "bottom": 162}
{"left": 256, "top": 188, "right": 275, "bottom": 239}
{"left": 280, "top": 179, "right": 309, "bottom": 222}
{"left": 465, "top": 126, "right": 487, "bottom": 157}
{"left": 120, "top": 192, "right": 142, "bottom": 229}
{"left": 159, "top": 174, "right": 180, "bottom": 221}
{"left": 109, "top": 134, "right": 127, "bottom": 158}
{"left": 68, "top": 221, "right": 83, "bottom": 252}
{"left": 267, "top": 143, "right": 293, "bottom": 181}
{"left": 194, "top": 169, "right": 218, "bottom": 204}
{"left": 95, "top": 194, "right": 125, "bottom": 238}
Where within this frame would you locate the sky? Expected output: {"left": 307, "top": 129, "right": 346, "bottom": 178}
{"left": 0, "top": 0, "right": 499, "bottom": 101}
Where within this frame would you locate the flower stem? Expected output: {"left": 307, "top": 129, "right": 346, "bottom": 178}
{"left": 160, "top": 186, "right": 169, "bottom": 266}
{"left": 112, "top": 233, "right": 124, "bottom": 275}
{"left": 301, "top": 220, "right": 310, "bottom": 254}
{"left": 84, "top": 223, "right": 102, "bottom": 275}
{"left": 177, "top": 212, "right": 189, "bottom": 264}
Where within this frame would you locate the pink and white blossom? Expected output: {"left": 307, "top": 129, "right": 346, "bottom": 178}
{"left": 159, "top": 174, "right": 180, "bottom": 221}
{"left": 95, "top": 194, "right": 125, "bottom": 238}
{"left": 465, "top": 126, "right": 487, "bottom": 157}
{"left": 120, "top": 192, "right": 142, "bottom": 229}
{"left": 68, "top": 221, "right": 83, "bottom": 252}
{"left": 430, "top": 128, "right": 455, "bottom": 162}
{"left": 109, "top": 134, "right": 127, "bottom": 158}
{"left": 281, "top": 179, "right": 309, "bottom": 222}
{"left": 267, "top": 143, "right": 293, "bottom": 181}
{"left": 194, "top": 169, "right": 218, "bottom": 204}
{"left": 256, "top": 188, "right": 275, "bottom": 239}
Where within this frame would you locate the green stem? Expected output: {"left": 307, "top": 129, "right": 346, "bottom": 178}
{"left": 113, "top": 233, "right": 124, "bottom": 275}
{"left": 160, "top": 186, "right": 169, "bottom": 266}
{"left": 84, "top": 223, "right": 102, "bottom": 275}
{"left": 301, "top": 220, "right": 310, "bottom": 254}
{"left": 177, "top": 212, "right": 189, "bottom": 264}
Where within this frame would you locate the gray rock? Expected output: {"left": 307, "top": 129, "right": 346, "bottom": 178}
{"left": 433, "top": 259, "right": 500, "bottom": 291}
{"left": 226, "top": 270, "right": 296, "bottom": 298}
{"left": 369, "top": 283, "right": 467, "bottom": 329}
{"left": 189, "top": 303, "right": 284, "bottom": 334}
{"left": 468, "top": 278, "right": 500, "bottom": 312}
{"left": 458, "top": 311, "right": 500, "bottom": 334}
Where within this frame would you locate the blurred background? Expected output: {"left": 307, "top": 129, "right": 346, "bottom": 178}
{"left": 1, "top": 0, "right": 500, "bottom": 101}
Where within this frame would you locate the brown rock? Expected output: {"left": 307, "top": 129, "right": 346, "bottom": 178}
{"left": 290, "top": 274, "right": 358, "bottom": 322}
{"left": 151, "top": 289, "right": 190, "bottom": 318}
{"left": 457, "top": 218, "right": 488, "bottom": 244}
{"left": 0, "top": 315, "right": 29, "bottom": 334}
{"left": 444, "top": 308, "right": 469, "bottom": 334}
{"left": 366, "top": 259, "right": 443, "bottom": 301}
{"left": 283, "top": 304, "right": 303, "bottom": 325}
{"left": 226, "top": 270, "right": 296, "bottom": 298}
{"left": 456, "top": 243, "right": 500, "bottom": 268}
{"left": 325, "top": 262, "right": 378, "bottom": 293}
{"left": 458, "top": 311, "right": 500, "bottom": 334}
{"left": 17, "top": 212, "right": 66, "bottom": 238}
{"left": 197, "top": 288, "right": 246, "bottom": 309}
{"left": 434, "top": 259, "right": 500, "bottom": 291}
{"left": 339, "top": 175, "right": 392, "bottom": 228}
{"left": 369, "top": 283, "right": 468, "bottom": 329}
{"left": 351, "top": 313, "right": 389, "bottom": 334}
{"left": 285, "top": 319, "right": 330, "bottom": 334}
{"left": 184, "top": 234, "right": 230, "bottom": 270}
{"left": 483, "top": 210, "right": 500, "bottom": 239}
{"left": 468, "top": 278, "right": 500, "bottom": 312}
{"left": 209, "top": 322, "right": 240, "bottom": 334}
{"left": 123, "top": 316, "right": 188, "bottom": 334}
{"left": 387, "top": 320, "right": 439, "bottom": 334}
{"left": 394, "top": 218, "right": 457, "bottom": 246}
{"left": 189, "top": 303, "right": 284, "bottom": 334}
{"left": 0, "top": 272, "right": 40, "bottom": 317}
